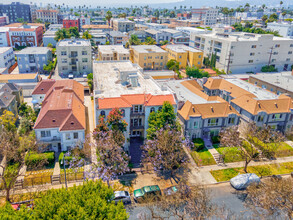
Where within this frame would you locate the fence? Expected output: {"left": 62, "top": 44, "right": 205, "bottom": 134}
{"left": 11, "top": 172, "right": 85, "bottom": 190}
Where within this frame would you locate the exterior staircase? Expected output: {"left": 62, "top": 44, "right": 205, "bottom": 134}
{"left": 203, "top": 138, "right": 225, "bottom": 165}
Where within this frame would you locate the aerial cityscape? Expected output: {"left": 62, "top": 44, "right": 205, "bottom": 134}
{"left": 0, "top": 0, "right": 293, "bottom": 219}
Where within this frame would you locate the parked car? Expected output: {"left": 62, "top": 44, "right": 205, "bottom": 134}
{"left": 133, "top": 185, "right": 161, "bottom": 202}
{"left": 68, "top": 74, "right": 74, "bottom": 79}
{"left": 230, "top": 173, "right": 260, "bottom": 190}
{"left": 112, "top": 191, "right": 131, "bottom": 204}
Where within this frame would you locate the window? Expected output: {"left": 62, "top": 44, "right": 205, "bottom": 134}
{"left": 121, "top": 109, "right": 125, "bottom": 117}
{"left": 272, "top": 59, "right": 276, "bottom": 62}
{"left": 158, "top": 106, "right": 162, "bottom": 111}
{"left": 273, "top": 52, "right": 278, "bottom": 55}
{"left": 179, "top": 56, "right": 182, "bottom": 58}
{"left": 272, "top": 114, "right": 281, "bottom": 121}
{"left": 73, "top": 132, "right": 78, "bottom": 139}
{"left": 257, "top": 115, "right": 264, "bottom": 122}
{"left": 250, "top": 53, "right": 255, "bottom": 56}
{"left": 161, "top": 56, "right": 163, "bottom": 59}
{"left": 82, "top": 51, "right": 87, "bottom": 55}
{"left": 150, "top": 107, "right": 155, "bottom": 113}
{"left": 199, "top": 55, "right": 201, "bottom": 58}
{"left": 65, "top": 133, "right": 71, "bottom": 140}
{"left": 286, "top": 58, "right": 290, "bottom": 62}
{"left": 290, "top": 44, "right": 293, "bottom": 47}
{"left": 208, "top": 118, "right": 218, "bottom": 126}
{"left": 251, "top": 45, "right": 256, "bottom": 48}
{"left": 288, "top": 51, "right": 292, "bottom": 54}
{"left": 61, "top": 51, "right": 67, "bottom": 56}
{"left": 228, "top": 117, "right": 235, "bottom": 124}
{"left": 100, "top": 110, "right": 105, "bottom": 117}
{"left": 82, "top": 58, "right": 88, "bottom": 62}
{"left": 41, "top": 131, "right": 51, "bottom": 137}
{"left": 275, "top": 44, "right": 280, "bottom": 48}
{"left": 248, "top": 60, "right": 253, "bottom": 63}
{"left": 194, "top": 121, "right": 198, "bottom": 128}
{"left": 61, "top": 59, "right": 67, "bottom": 63}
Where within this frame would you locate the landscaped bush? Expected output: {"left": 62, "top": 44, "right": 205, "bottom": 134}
{"left": 211, "top": 136, "right": 220, "bottom": 144}
{"left": 192, "top": 138, "right": 205, "bottom": 152}
{"left": 58, "top": 152, "right": 73, "bottom": 167}
{"left": 261, "top": 65, "right": 278, "bottom": 72}
{"left": 25, "top": 152, "right": 55, "bottom": 170}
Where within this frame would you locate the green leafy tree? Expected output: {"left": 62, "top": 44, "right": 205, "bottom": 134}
{"left": 87, "top": 73, "right": 93, "bottom": 92}
{"left": 0, "top": 110, "right": 16, "bottom": 132}
{"left": 0, "top": 181, "right": 128, "bottom": 219}
{"left": 82, "top": 30, "right": 92, "bottom": 39}
{"left": 261, "top": 65, "right": 278, "bottom": 72}
{"left": 147, "top": 102, "right": 177, "bottom": 140}
{"left": 54, "top": 28, "right": 71, "bottom": 41}
{"left": 47, "top": 43, "right": 53, "bottom": 48}
{"left": 69, "top": 27, "right": 80, "bottom": 39}
{"left": 185, "top": 66, "right": 209, "bottom": 78}
{"left": 144, "top": 37, "right": 156, "bottom": 45}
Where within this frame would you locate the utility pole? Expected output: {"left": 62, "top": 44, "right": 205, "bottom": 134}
{"left": 225, "top": 51, "right": 232, "bottom": 74}
{"left": 268, "top": 46, "right": 274, "bottom": 66}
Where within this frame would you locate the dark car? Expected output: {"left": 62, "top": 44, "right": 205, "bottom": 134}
{"left": 133, "top": 185, "right": 161, "bottom": 202}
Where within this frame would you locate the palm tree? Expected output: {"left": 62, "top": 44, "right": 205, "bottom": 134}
{"left": 280, "top": 1, "right": 283, "bottom": 9}
{"left": 261, "top": 14, "right": 268, "bottom": 24}
{"left": 282, "top": 11, "right": 287, "bottom": 20}
{"left": 105, "top": 11, "right": 112, "bottom": 26}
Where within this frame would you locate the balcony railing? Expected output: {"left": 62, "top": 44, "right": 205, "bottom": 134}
{"left": 39, "top": 136, "right": 61, "bottom": 142}
{"left": 130, "top": 111, "right": 145, "bottom": 116}
{"left": 130, "top": 125, "right": 144, "bottom": 130}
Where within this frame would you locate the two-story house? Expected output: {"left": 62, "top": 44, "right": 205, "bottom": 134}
{"left": 33, "top": 80, "right": 86, "bottom": 152}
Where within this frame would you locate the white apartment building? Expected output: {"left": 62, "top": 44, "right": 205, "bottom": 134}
{"left": 144, "top": 23, "right": 168, "bottom": 31}
{"left": 36, "top": 9, "right": 59, "bottom": 24}
{"left": 191, "top": 7, "right": 219, "bottom": 26}
{"left": 0, "top": 27, "right": 10, "bottom": 47}
{"left": 112, "top": 19, "right": 135, "bottom": 32}
{"left": 267, "top": 22, "right": 293, "bottom": 39}
{"left": 93, "top": 61, "right": 177, "bottom": 150}
{"left": 190, "top": 31, "right": 293, "bottom": 74}
{"left": 98, "top": 45, "right": 130, "bottom": 61}
{"left": 89, "top": 30, "right": 107, "bottom": 45}
{"left": 56, "top": 39, "right": 92, "bottom": 78}
{"left": 0, "top": 47, "right": 15, "bottom": 73}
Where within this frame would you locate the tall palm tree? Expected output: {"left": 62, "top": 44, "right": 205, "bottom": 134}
{"left": 105, "top": 11, "right": 112, "bottom": 26}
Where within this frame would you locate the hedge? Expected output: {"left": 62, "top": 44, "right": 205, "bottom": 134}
{"left": 192, "top": 138, "right": 205, "bottom": 152}
{"left": 211, "top": 136, "right": 220, "bottom": 144}
{"left": 58, "top": 152, "right": 73, "bottom": 167}
{"left": 25, "top": 152, "right": 55, "bottom": 169}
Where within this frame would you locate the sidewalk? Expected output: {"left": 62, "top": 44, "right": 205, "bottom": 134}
{"left": 53, "top": 152, "right": 61, "bottom": 176}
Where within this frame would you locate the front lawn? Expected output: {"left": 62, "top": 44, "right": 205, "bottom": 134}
{"left": 214, "top": 145, "right": 243, "bottom": 163}
{"left": 190, "top": 148, "right": 217, "bottom": 166}
{"left": 210, "top": 161, "right": 293, "bottom": 182}
{"left": 270, "top": 142, "right": 293, "bottom": 158}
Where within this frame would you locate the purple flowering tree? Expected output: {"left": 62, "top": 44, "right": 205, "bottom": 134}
{"left": 86, "top": 131, "right": 129, "bottom": 187}
{"left": 141, "top": 125, "right": 189, "bottom": 179}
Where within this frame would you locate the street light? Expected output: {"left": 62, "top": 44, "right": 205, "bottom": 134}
{"left": 60, "top": 153, "right": 68, "bottom": 189}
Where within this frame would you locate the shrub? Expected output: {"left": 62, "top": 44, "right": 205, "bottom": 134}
{"left": 25, "top": 152, "right": 55, "bottom": 169}
{"left": 192, "top": 138, "right": 205, "bottom": 152}
{"left": 58, "top": 152, "right": 73, "bottom": 167}
{"left": 212, "top": 136, "right": 220, "bottom": 144}
{"left": 261, "top": 65, "right": 278, "bottom": 72}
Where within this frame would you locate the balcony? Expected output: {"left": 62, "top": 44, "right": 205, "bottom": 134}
{"left": 69, "top": 62, "right": 77, "bottom": 65}
{"left": 39, "top": 136, "right": 61, "bottom": 142}
{"left": 130, "top": 111, "right": 145, "bottom": 116}
{"left": 69, "top": 54, "right": 78, "bottom": 58}
{"left": 130, "top": 125, "right": 144, "bottom": 130}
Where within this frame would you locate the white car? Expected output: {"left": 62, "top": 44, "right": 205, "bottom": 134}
{"left": 112, "top": 191, "right": 131, "bottom": 204}
{"left": 68, "top": 74, "right": 74, "bottom": 79}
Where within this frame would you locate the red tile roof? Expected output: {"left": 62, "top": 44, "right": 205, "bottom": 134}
{"left": 32, "top": 79, "right": 56, "bottom": 95}
{"left": 34, "top": 80, "right": 85, "bottom": 131}
{"left": 97, "top": 94, "right": 176, "bottom": 109}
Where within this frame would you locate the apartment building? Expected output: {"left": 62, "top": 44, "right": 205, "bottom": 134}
{"left": 0, "top": 14, "right": 9, "bottom": 26}
{"left": 108, "top": 31, "right": 128, "bottom": 45}
{"left": 0, "top": 83, "right": 23, "bottom": 116}
{"left": 191, "top": 7, "right": 218, "bottom": 26}
{"left": 165, "top": 45, "right": 203, "bottom": 69}
{"left": 93, "top": 61, "right": 177, "bottom": 150}
{"left": 36, "top": 9, "right": 59, "bottom": 24}
{"left": 112, "top": 19, "right": 135, "bottom": 32}
{"left": 43, "top": 24, "right": 63, "bottom": 47}
{"left": 130, "top": 45, "right": 168, "bottom": 70}
{"left": 0, "top": 27, "right": 9, "bottom": 46}
{"left": 145, "top": 29, "right": 167, "bottom": 43}
{"left": 159, "top": 79, "right": 239, "bottom": 139}
{"left": 267, "top": 22, "right": 293, "bottom": 39}
{"left": 98, "top": 45, "right": 130, "bottom": 61}
{"left": 81, "top": 25, "right": 112, "bottom": 32}
{"left": 63, "top": 16, "right": 80, "bottom": 31}
{"left": 249, "top": 72, "right": 293, "bottom": 97}
{"left": 203, "top": 77, "right": 293, "bottom": 132}
{"left": 56, "top": 39, "right": 92, "bottom": 77}
{"left": 0, "top": 2, "right": 31, "bottom": 23}
{"left": 128, "top": 30, "right": 146, "bottom": 42}
{"left": 0, "top": 47, "right": 15, "bottom": 73}
{"left": 135, "top": 24, "right": 148, "bottom": 31}
{"left": 190, "top": 31, "right": 293, "bottom": 74}
{"left": 4, "top": 23, "right": 44, "bottom": 48}
{"left": 89, "top": 30, "right": 107, "bottom": 45}
{"left": 16, "top": 47, "right": 52, "bottom": 73}
{"left": 144, "top": 23, "right": 168, "bottom": 31}
{"left": 33, "top": 80, "right": 86, "bottom": 152}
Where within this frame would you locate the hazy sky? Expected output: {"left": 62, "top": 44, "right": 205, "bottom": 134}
{"left": 5, "top": 0, "right": 183, "bottom": 7}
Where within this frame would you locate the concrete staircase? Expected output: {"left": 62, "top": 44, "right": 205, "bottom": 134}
{"left": 203, "top": 138, "right": 224, "bottom": 165}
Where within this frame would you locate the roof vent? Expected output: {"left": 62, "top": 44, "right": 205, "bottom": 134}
{"left": 258, "top": 103, "right": 261, "bottom": 108}
{"left": 192, "top": 106, "right": 195, "bottom": 113}
{"left": 41, "top": 88, "right": 44, "bottom": 91}
{"left": 229, "top": 105, "right": 232, "bottom": 110}
{"left": 211, "top": 107, "right": 214, "bottom": 113}
{"left": 275, "top": 102, "right": 278, "bottom": 108}
{"left": 71, "top": 121, "right": 74, "bottom": 125}
{"left": 52, "top": 119, "right": 56, "bottom": 122}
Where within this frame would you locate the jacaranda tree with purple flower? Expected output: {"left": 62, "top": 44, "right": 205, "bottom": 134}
{"left": 142, "top": 125, "right": 189, "bottom": 179}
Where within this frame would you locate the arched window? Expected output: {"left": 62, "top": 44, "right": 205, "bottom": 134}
{"left": 100, "top": 110, "right": 105, "bottom": 117}
{"left": 121, "top": 109, "right": 125, "bottom": 117}
{"left": 158, "top": 106, "right": 162, "bottom": 111}
{"left": 150, "top": 107, "right": 155, "bottom": 113}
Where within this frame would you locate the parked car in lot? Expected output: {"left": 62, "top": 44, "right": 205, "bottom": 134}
{"left": 112, "top": 191, "right": 131, "bottom": 204}
{"left": 230, "top": 173, "right": 260, "bottom": 190}
{"left": 133, "top": 185, "right": 161, "bottom": 202}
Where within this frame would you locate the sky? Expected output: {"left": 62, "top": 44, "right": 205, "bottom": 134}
{"left": 5, "top": 0, "right": 183, "bottom": 7}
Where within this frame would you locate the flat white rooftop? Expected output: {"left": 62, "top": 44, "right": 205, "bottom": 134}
{"left": 0, "top": 47, "right": 12, "bottom": 54}
{"left": 93, "top": 61, "right": 171, "bottom": 98}
{"left": 16, "top": 47, "right": 49, "bottom": 54}
{"left": 98, "top": 45, "right": 129, "bottom": 54}
{"left": 131, "top": 45, "right": 167, "bottom": 53}
{"left": 166, "top": 44, "right": 202, "bottom": 53}
{"left": 250, "top": 72, "right": 293, "bottom": 93}
{"left": 225, "top": 78, "right": 278, "bottom": 100}
{"left": 57, "top": 39, "right": 91, "bottom": 47}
